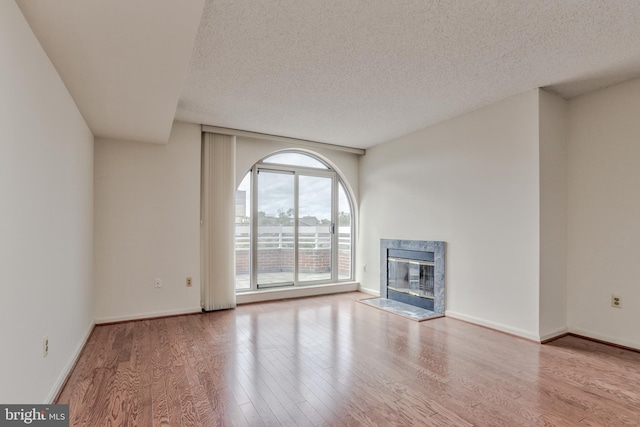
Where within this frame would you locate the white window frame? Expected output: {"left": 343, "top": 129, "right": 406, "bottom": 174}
{"left": 237, "top": 152, "right": 354, "bottom": 292}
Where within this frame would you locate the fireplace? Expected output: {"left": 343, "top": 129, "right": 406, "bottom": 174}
{"left": 381, "top": 239, "right": 445, "bottom": 316}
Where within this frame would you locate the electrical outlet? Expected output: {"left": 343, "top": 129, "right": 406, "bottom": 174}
{"left": 611, "top": 294, "right": 622, "bottom": 308}
{"left": 186, "top": 276, "right": 193, "bottom": 287}
{"left": 43, "top": 336, "right": 48, "bottom": 358}
{"left": 363, "top": 265, "right": 367, "bottom": 272}
{"left": 155, "top": 278, "right": 162, "bottom": 288}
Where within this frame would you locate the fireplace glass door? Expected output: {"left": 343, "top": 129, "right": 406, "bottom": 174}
{"left": 387, "top": 257, "right": 435, "bottom": 299}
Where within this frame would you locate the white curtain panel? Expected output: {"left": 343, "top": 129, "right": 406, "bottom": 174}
{"left": 201, "top": 132, "right": 236, "bottom": 311}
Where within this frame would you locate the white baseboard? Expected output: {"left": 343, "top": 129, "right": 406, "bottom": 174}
{"left": 46, "top": 321, "right": 95, "bottom": 404}
{"left": 357, "top": 286, "right": 380, "bottom": 297}
{"left": 445, "top": 310, "right": 540, "bottom": 342}
{"left": 540, "top": 326, "right": 569, "bottom": 342}
{"left": 237, "top": 282, "right": 359, "bottom": 305}
{"left": 94, "top": 307, "right": 202, "bottom": 324}
{"left": 568, "top": 327, "right": 640, "bottom": 351}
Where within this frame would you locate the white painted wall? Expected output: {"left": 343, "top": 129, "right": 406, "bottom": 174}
{"left": 358, "top": 91, "right": 542, "bottom": 340}
{"left": 94, "top": 122, "right": 201, "bottom": 322}
{"left": 538, "top": 90, "right": 568, "bottom": 339}
{"left": 0, "top": 1, "right": 94, "bottom": 403}
{"left": 567, "top": 78, "right": 640, "bottom": 349}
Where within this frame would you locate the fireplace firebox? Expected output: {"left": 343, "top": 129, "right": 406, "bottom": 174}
{"left": 387, "top": 249, "right": 435, "bottom": 310}
{"left": 381, "top": 239, "right": 445, "bottom": 316}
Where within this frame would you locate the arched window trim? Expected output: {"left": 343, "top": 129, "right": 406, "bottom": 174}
{"left": 261, "top": 150, "right": 330, "bottom": 169}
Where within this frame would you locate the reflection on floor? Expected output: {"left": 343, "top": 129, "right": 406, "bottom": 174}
{"left": 57, "top": 292, "right": 640, "bottom": 425}
{"left": 359, "top": 297, "right": 441, "bottom": 321}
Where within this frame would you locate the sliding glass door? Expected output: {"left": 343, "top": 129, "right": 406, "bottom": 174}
{"left": 297, "top": 174, "right": 333, "bottom": 283}
{"left": 255, "top": 170, "right": 295, "bottom": 287}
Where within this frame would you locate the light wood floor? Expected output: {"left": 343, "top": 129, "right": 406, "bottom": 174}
{"left": 58, "top": 292, "right": 640, "bottom": 426}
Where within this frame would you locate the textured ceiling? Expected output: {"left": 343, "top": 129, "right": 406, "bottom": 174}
{"left": 16, "top": 1, "right": 640, "bottom": 148}
{"left": 176, "top": 0, "right": 640, "bottom": 149}
{"left": 17, "top": 0, "right": 204, "bottom": 144}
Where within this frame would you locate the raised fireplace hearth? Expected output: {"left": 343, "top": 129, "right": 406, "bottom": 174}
{"left": 380, "top": 239, "right": 445, "bottom": 316}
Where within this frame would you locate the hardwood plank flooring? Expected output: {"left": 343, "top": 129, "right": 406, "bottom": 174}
{"left": 57, "top": 292, "right": 640, "bottom": 426}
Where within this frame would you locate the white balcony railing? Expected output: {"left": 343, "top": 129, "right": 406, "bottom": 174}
{"left": 235, "top": 225, "right": 351, "bottom": 251}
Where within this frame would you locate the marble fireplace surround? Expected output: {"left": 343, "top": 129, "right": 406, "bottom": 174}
{"left": 380, "top": 239, "right": 446, "bottom": 315}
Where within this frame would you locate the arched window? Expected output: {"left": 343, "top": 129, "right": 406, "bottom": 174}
{"left": 235, "top": 151, "right": 353, "bottom": 290}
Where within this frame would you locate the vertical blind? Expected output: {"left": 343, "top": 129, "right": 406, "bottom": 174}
{"left": 200, "top": 132, "right": 236, "bottom": 311}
